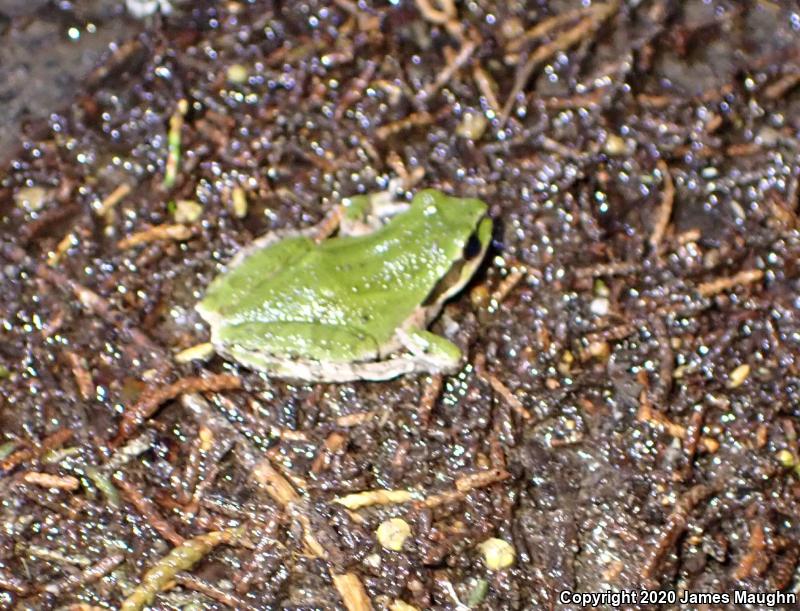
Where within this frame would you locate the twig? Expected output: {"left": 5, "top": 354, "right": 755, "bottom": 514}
{"left": 472, "top": 64, "right": 500, "bottom": 115}
{"left": 764, "top": 71, "right": 800, "bottom": 99}
{"left": 95, "top": 183, "right": 131, "bottom": 218}
{"left": 414, "top": 0, "right": 455, "bottom": 25}
{"left": 113, "top": 374, "right": 242, "bottom": 446}
{"left": 164, "top": 99, "right": 188, "bottom": 188}
{"left": 696, "top": 269, "right": 764, "bottom": 297}
{"left": 506, "top": 6, "right": 599, "bottom": 53}
{"left": 118, "top": 223, "right": 193, "bottom": 249}
{"left": 642, "top": 485, "right": 713, "bottom": 580}
{"left": 733, "top": 519, "right": 766, "bottom": 580}
{"left": 64, "top": 350, "right": 94, "bottom": 400}
{"left": 184, "top": 393, "right": 374, "bottom": 611}
{"left": 376, "top": 111, "right": 434, "bottom": 140}
{"left": 22, "top": 472, "right": 80, "bottom": 491}
{"left": 637, "top": 393, "right": 718, "bottom": 453}
{"left": 454, "top": 468, "right": 510, "bottom": 492}
{"left": 335, "top": 489, "right": 415, "bottom": 510}
{"left": 0, "top": 428, "right": 73, "bottom": 476}
{"left": 485, "top": 374, "right": 532, "bottom": 420}
{"left": 174, "top": 573, "right": 257, "bottom": 609}
{"left": 649, "top": 160, "right": 674, "bottom": 251}
{"left": 418, "top": 374, "right": 443, "bottom": 426}
{"left": 114, "top": 476, "right": 185, "bottom": 546}
{"left": 41, "top": 553, "right": 124, "bottom": 597}
{"left": 490, "top": 268, "right": 526, "bottom": 307}
{"left": 120, "top": 527, "right": 243, "bottom": 611}
{"left": 421, "top": 37, "right": 477, "bottom": 98}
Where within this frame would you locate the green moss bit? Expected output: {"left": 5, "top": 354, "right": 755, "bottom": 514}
{"left": 467, "top": 578, "right": 489, "bottom": 607}
{"left": 120, "top": 527, "right": 243, "bottom": 611}
{"left": 163, "top": 99, "right": 188, "bottom": 189}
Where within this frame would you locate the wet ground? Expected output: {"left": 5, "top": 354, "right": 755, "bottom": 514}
{"left": 2, "top": 1, "right": 800, "bottom": 609}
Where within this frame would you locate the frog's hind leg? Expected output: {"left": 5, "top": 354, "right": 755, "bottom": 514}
{"left": 395, "top": 328, "right": 463, "bottom": 373}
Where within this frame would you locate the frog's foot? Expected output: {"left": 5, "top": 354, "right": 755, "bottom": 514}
{"left": 396, "top": 328, "right": 462, "bottom": 373}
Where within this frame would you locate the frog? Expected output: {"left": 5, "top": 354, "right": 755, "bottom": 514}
{"left": 195, "top": 188, "right": 492, "bottom": 382}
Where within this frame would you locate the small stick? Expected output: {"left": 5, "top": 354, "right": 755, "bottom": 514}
{"left": 0, "top": 428, "right": 73, "bottom": 475}
{"left": 414, "top": 0, "right": 455, "bottom": 24}
{"left": 485, "top": 374, "right": 532, "bottom": 420}
{"left": 764, "top": 71, "right": 800, "bottom": 99}
{"left": 376, "top": 111, "right": 434, "bottom": 140}
{"left": 733, "top": 519, "right": 766, "bottom": 580}
{"left": 335, "top": 489, "right": 415, "bottom": 510}
{"left": 637, "top": 393, "right": 719, "bottom": 453}
{"left": 120, "top": 527, "right": 243, "bottom": 611}
{"left": 696, "top": 269, "right": 764, "bottom": 297}
{"left": 22, "top": 472, "right": 80, "bottom": 491}
{"left": 118, "top": 223, "right": 193, "bottom": 249}
{"left": 472, "top": 64, "right": 500, "bottom": 115}
{"left": 422, "top": 37, "right": 477, "bottom": 98}
{"left": 454, "top": 468, "right": 510, "bottom": 492}
{"left": 506, "top": 6, "right": 598, "bottom": 53}
{"left": 649, "top": 160, "right": 674, "bottom": 251}
{"left": 95, "top": 183, "right": 131, "bottom": 217}
{"left": 113, "top": 374, "right": 242, "bottom": 446}
{"left": 490, "top": 268, "right": 526, "bottom": 307}
{"left": 64, "top": 350, "right": 94, "bottom": 400}
{"left": 41, "top": 553, "right": 124, "bottom": 597}
{"left": 418, "top": 374, "right": 443, "bottom": 426}
{"left": 174, "top": 573, "right": 257, "bottom": 609}
{"left": 164, "top": 99, "right": 188, "bottom": 188}
{"left": 114, "top": 476, "right": 185, "bottom": 546}
{"left": 642, "top": 484, "right": 713, "bottom": 580}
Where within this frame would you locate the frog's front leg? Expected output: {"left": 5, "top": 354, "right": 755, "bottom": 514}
{"left": 396, "top": 327, "right": 463, "bottom": 373}
{"left": 338, "top": 190, "right": 410, "bottom": 237}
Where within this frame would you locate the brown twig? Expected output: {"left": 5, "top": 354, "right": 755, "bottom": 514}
{"left": 118, "top": 223, "right": 193, "bottom": 249}
{"left": 642, "top": 484, "right": 713, "bottom": 580}
{"left": 64, "top": 350, "right": 94, "bottom": 400}
{"left": 114, "top": 476, "right": 185, "bottom": 546}
{"left": 422, "top": 37, "right": 477, "bottom": 98}
{"left": 0, "top": 428, "right": 73, "bottom": 476}
{"left": 649, "top": 160, "right": 674, "bottom": 251}
{"left": 22, "top": 472, "right": 80, "bottom": 491}
{"left": 376, "top": 111, "right": 434, "bottom": 140}
{"left": 41, "top": 553, "right": 124, "bottom": 597}
{"left": 418, "top": 374, "right": 443, "bottom": 426}
{"left": 174, "top": 573, "right": 257, "bottom": 609}
{"left": 95, "top": 183, "right": 131, "bottom": 218}
{"left": 454, "top": 468, "right": 510, "bottom": 492}
{"left": 637, "top": 393, "right": 719, "bottom": 453}
{"left": 114, "top": 374, "right": 242, "bottom": 446}
{"left": 733, "top": 519, "right": 766, "bottom": 581}
{"left": 696, "top": 269, "right": 764, "bottom": 298}
{"left": 506, "top": 6, "right": 599, "bottom": 53}
{"left": 485, "top": 373, "right": 532, "bottom": 420}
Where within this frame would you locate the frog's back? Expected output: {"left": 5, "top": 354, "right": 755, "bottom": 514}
{"left": 220, "top": 201, "right": 470, "bottom": 345}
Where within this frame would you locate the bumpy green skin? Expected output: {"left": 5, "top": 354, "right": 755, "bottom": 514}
{"left": 198, "top": 189, "right": 490, "bottom": 372}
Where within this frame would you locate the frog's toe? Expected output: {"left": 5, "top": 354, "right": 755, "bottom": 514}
{"left": 397, "top": 328, "right": 462, "bottom": 373}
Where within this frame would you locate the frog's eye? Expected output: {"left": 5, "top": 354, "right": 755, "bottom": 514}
{"left": 463, "top": 233, "right": 484, "bottom": 260}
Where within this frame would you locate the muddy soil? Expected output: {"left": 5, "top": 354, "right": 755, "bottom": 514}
{"left": 1, "top": 1, "right": 800, "bottom": 609}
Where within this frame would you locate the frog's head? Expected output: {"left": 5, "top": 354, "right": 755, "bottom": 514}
{"left": 413, "top": 189, "right": 493, "bottom": 305}
{"left": 412, "top": 189, "right": 489, "bottom": 241}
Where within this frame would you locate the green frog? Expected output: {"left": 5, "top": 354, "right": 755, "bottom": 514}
{"left": 196, "top": 188, "right": 492, "bottom": 382}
